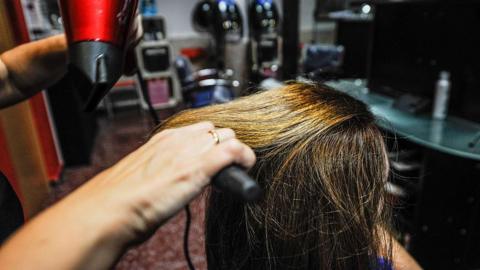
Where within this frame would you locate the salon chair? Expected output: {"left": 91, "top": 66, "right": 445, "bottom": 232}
{"left": 175, "top": 56, "right": 238, "bottom": 108}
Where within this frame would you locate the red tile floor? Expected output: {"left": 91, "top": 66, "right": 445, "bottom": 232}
{"left": 48, "top": 109, "right": 207, "bottom": 270}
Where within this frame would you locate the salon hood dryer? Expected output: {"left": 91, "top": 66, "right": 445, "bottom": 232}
{"left": 248, "top": 0, "right": 281, "bottom": 82}
{"left": 249, "top": 0, "right": 280, "bottom": 40}
{"left": 192, "top": 0, "right": 243, "bottom": 70}
{"left": 58, "top": 0, "right": 139, "bottom": 111}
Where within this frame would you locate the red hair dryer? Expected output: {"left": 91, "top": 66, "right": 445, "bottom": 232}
{"left": 58, "top": 0, "right": 139, "bottom": 111}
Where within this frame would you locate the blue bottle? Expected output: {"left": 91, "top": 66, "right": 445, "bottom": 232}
{"left": 141, "top": 0, "right": 157, "bottom": 16}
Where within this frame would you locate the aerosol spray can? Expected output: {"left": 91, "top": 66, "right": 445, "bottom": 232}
{"left": 432, "top": 71, "right": 451, "bottom": 120}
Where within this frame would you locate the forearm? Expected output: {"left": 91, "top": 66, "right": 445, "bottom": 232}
{"left": 0, "top": 174, "right": 135, "bottom": 269}
{"left": 0, "top": 34, "right": 67, "bottom": 108}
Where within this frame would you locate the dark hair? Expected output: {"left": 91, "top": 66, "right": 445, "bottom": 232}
{"left": 155, "top": 82, "right": 392, "bottom": 270}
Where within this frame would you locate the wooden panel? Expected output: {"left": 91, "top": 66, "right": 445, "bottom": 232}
{"left": 29, "top": 92, "right": 63, "bottom": 181}
{"left": 0, "top": 0, "right": 20, "bottom": 200}
{"left": 0, "top": 0, "right": 15, "bottom": 53}
{"left": 5, "top": 0, "right": 30, "bottom": 45}
{"left": 0, "top": 103, "right": 50, "bottom": 218}
{"left": 0, "top": 0, "right": 54, "bottom": 218}
{"left": 7, "top": 0, "right": 63, "bottom": 181}
{"left": 8, "top": 0, "right": 63, "bottom": 182}
{"left": 0, "top": 121, "right": 21, "bottom": 201}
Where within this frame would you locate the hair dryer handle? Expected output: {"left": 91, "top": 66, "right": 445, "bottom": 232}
{"left": 212, "top": 165, "right": 262, "bottom": 202}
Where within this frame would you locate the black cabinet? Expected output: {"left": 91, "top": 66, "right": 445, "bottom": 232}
{"left": 387, "top": 137, "right": 480, "bottom": 270}
{"left": 411, "top": 150, "right": 480, "bottom": 270}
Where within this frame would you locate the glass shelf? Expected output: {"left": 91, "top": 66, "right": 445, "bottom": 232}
{"left": 327, "top": 80, "right": 480, "bottom": 161}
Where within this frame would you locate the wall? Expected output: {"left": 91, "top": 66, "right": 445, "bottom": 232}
{"left": 155, "top": 0, "right": 200, "bottom": 39}
{"left": 156, "top": 0, "right": 320, "bottom": 41}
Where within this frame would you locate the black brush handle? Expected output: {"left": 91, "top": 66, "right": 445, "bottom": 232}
{"left": 212, "top": 165, "right": 262, "bottom": 202}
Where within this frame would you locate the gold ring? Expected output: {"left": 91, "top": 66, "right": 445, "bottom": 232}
{"left": 208, "top": 130, "right": 220, "bottom": 145}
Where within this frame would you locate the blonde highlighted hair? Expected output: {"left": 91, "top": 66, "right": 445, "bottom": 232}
{"left": 154, "top": 82, "right": 392, "bottom": 270}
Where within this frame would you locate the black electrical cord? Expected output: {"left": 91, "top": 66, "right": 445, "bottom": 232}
{"left": 184, "top": 204, "right": 196, "bottom": 270}
{"left": 136, "top": 70, "right": 196, "bottom": 270}
{"left": 136, "top": 70, "right": 160, "bottom": 125}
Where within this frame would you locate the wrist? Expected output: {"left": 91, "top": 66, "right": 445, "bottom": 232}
{"left": 60, "top": 175, "right": 152, "bottom": 248}
{"left": 67, "top": 193, "right": 139, "bottom": 249}
{"left": 36, "top": 34, "right": 67, "bottom": 69}
{"left": 43, "top": 191, "right": 138, "bottom": 268}
{"left": 39, "top": 34, "right": 67, "bottom": 57}
{"left": 1, "top": 34, "right": 67, "bottom": 93}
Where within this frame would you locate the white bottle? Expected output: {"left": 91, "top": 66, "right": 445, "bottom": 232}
{"left": 432, "top": 71, "right": 451, "bottom": 120}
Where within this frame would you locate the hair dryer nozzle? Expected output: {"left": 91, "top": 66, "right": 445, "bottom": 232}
{"left": 68, "top": 41, "right": 124, "bottom": 111}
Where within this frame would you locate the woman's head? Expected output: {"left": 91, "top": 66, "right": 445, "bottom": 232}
{"left": 155, "top": 82, "right": 392, "bottom": 270}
